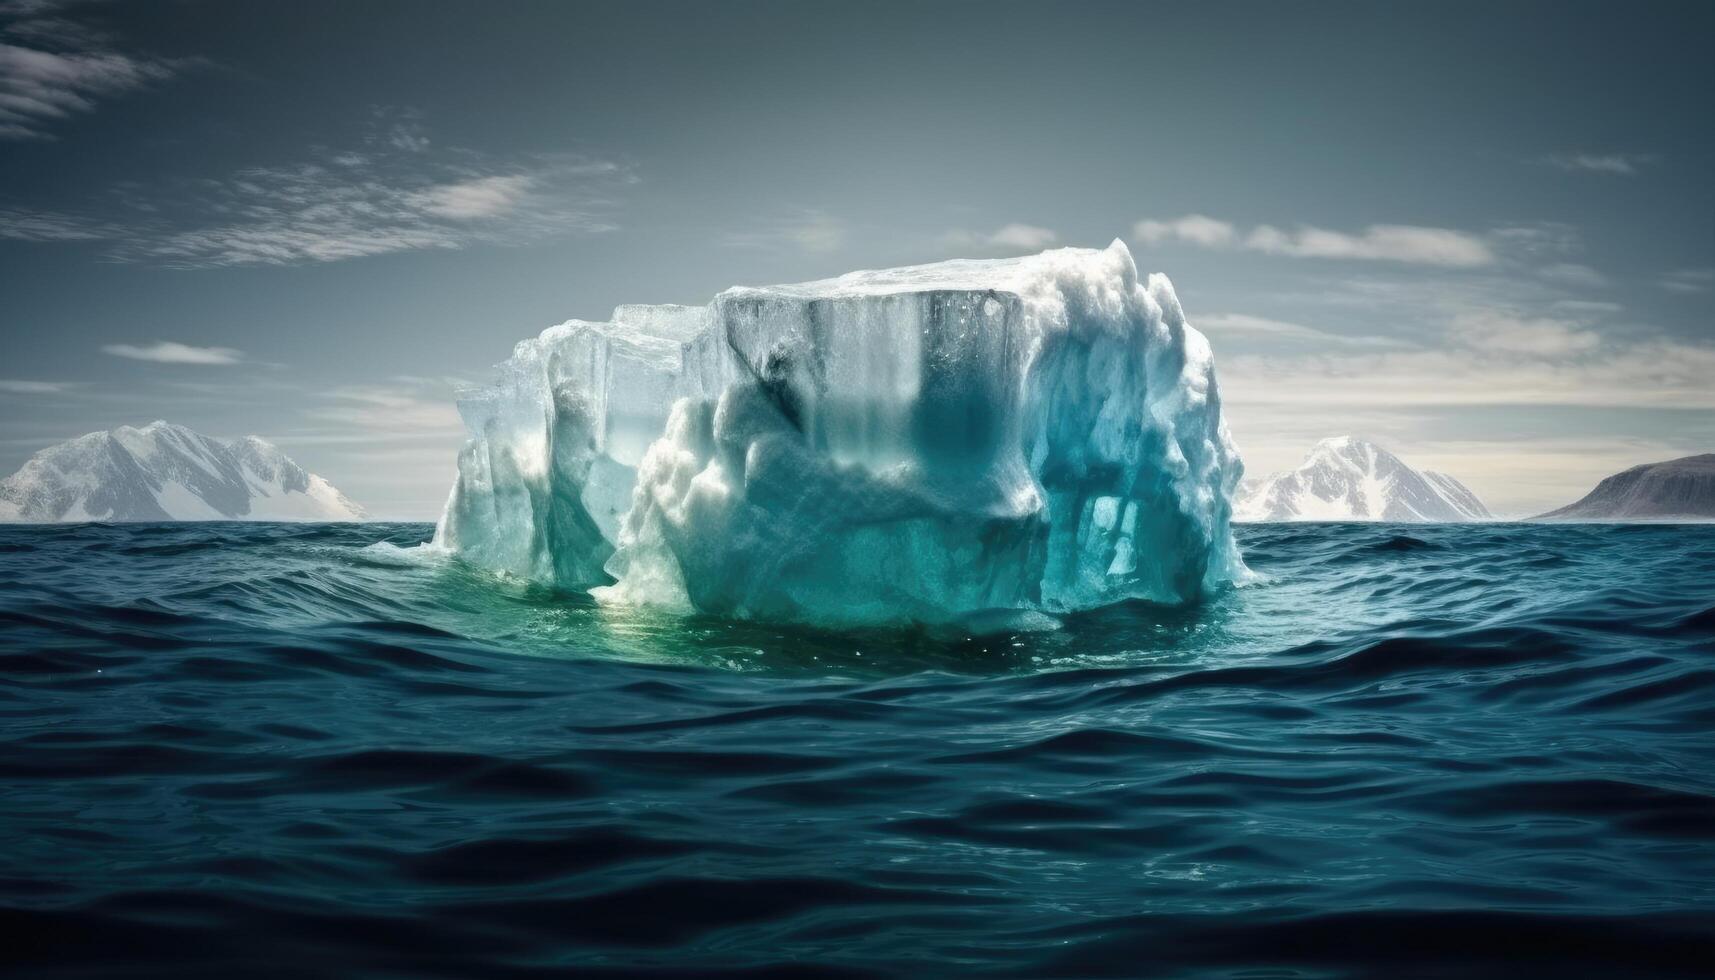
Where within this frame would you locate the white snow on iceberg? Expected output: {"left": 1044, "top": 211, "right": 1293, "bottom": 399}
{"left": 435, "top": 240, "right": 1246, "bottom": 626}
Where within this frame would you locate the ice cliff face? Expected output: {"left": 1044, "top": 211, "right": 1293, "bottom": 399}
{"left": 0, "top": 422, "right": 367, "bottom": 523}
{"left": 1237, "top": 437, "right": 1490, "bottom": 522}
{"left": 435, "top": 240, "right": 1246, "bottom": 627}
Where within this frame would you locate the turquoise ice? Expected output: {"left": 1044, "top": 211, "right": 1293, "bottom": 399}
{"left": 435, "top": 241, "right": 1246, "bottom": 626}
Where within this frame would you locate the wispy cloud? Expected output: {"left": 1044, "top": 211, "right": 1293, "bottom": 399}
{"left": 1222, "top": 341, "right": 1715, "bottom": 411}
{"left": 0, "top": 378, "right": 71, "bottom": 393}
{"left": 4, "top": 113, "right": 631, "bottom": 267}
{"left": 0, "top": 0, "right": 185, "bottom": 140}
{"left": 1133, "top": 214, "right": 1495, "bottom": 267}
{"left": 128, "top": 156, "right": 625, "bottom": 268}
{"left": 722, "top": 209, "right": 845, "bottom": 252}
{"left": 1447, "top": 310, "right": 1599, "bottom": 356}
{"left": 367, "top": 105, "right": 431, "bottom": 153}
{"left": 1541, "top": 152, "right": 1655, "bottom": 176}
{"left": 1247, "top": 224, "right": 1494, "bottom": 267}
{"left": 101, "top": 341, "right": 243, "bottom": 365}
{"left": 0, "top": 1, "right": 81, "bottom": 16}
{"left": 938, "top": 223, "right": 1058, "bottom": 253}
{"left": 309, "top": 379, "right": 465, "bottom": 436}
{"left": 1219, "top": 281, "right": 1711, "bottom": 410}
{"left": 1194, "top": 312, "right": 1399, "bottom": 348}
{"left": 0, "top": 204, "right": 119, "bottom": 239}
{"left": 385, "top": 122, "right": 428, "bottom": 153}
{"left": 1133, "top": 214, "right": 1236, "bottom": 248}
{"left": 1659, "top": 267, "right": 1715, "bottom": 294}
{"left": 1536, "top": 262, "right": 1607, "bottom": 288}
{"left": 411, "top": 174, "right": 534, "bottom": 219}
{"left": 1, "top": 6, "right": 106, "bottom": 48}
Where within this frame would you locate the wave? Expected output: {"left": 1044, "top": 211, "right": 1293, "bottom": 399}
{"left": 1, "top": 520, "right": 1712, "bottom": 976}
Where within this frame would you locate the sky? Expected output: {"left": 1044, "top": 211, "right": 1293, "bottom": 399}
{"left": 1, "top": 0, "right": 1711, "bottom": 519}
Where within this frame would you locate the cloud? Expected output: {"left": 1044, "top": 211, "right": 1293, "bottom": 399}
{"left": 309, "top": 380, "right": 465, "bottom": 436}
{"left": 986, "top": 223, "right": 1057, "bottom": 250}
{"left": 1447, "top": 310, "right": 1599, "bottom": 356}
{"left": 0, "top": 2, "right": 184, "bottom": 140}
{"left": 1542, "top": 152, "right": 1655, "bottom": 175}
{"left": 1133, "top": 214, "right": 1235, "bottom": 248}
{"left": 5, "top": 117, "right": 631, "bottom": 267}
{"left": 1194, "top": 312, "right": 1399, "bottom": 348}
{"left": 101, "top": 341, "right": 243, "bottom": 365}
{"left": 129, "top": 155, "right": 623, "bottom": 268}
{"left": 0, "top": 204, "right": 119, "bottom": 239}
{"left": 0, "top": 378, "right": 70, "bottom": 393}
{"left": 412, "top": 174, "right": 534, "bottom": 219}
{"left": 1221, "top": 340, "right": 1715, "bottom": 412}
{"left": 1133, "top": 214, "right": 1494, "bottom": 267}
{"left": 1195, "top": 312, "right": 1317, "bottom": 338}
{"left": 0, "top": 1, "right": 77, "bottom": 15}
{"left": 1551, "top": 299, "right": 1622, "bottom": 316}
{"left": 1218, "top": 286, "right": 1714, "bottom": 411}
{"left": 1536, "top": 262, "right": 1607, "bottom": 288}
{"left": 0, "top": 5, "right": 105, "bottom": 48}
{"left": 1659, "top": 267, "right": 1715, "bottom": 295}
{"left": 940, "top": 223, "right": 1059, "bottom": 252}
{"left": 722, "top": 209, "right": 845, "bottom": 252}
{"left": 386, "top": 122, "right": 428, "bottom": 153}
{"left": 366, "top": 106, "right": 431, "bottom": 153}
{"left": 1244, "top": 223, "right": 1494, "bottom": 267}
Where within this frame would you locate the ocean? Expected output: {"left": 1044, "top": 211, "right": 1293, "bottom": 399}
{"left": 2, "top": 521, "right": 1712, "bottom": 977}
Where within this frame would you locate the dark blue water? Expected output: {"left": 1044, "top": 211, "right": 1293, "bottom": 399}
{"left": 2, "top": 521, "right": 1713, "bottom": 978}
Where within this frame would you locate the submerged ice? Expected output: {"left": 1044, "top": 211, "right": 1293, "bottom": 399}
{"left": 435, "top": 240, "right": 1246, "bottom": 626}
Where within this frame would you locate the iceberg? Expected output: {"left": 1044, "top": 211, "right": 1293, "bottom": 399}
{"left": 434, "top": 240, "right": 1246, "bottom": 627}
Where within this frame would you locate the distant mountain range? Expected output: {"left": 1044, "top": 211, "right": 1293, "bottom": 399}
{"left": 4, "top": 420, "right": 1701, "bottom": 527}
{"left": 0, "top": 421, "right": 366, "bottom": 523}
{"left": 1237, "top": 436, "right": 1491, "bottom": 522}
{"left": 1535, "top": 454, "right": 1715, "bottom": 521}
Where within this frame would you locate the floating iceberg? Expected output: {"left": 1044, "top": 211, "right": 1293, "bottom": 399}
{"left": 435, "top": 240, "right": 1246, "bottom": 627}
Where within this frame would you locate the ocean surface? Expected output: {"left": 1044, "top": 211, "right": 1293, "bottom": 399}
{"left": 2, "top": 521, "right": 1713, "bottom": 978}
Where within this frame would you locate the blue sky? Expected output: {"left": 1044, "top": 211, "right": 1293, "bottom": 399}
{"left": 1, "top": 0, "right": 1711, "bottom": 517}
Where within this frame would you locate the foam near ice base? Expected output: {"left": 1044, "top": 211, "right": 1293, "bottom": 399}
{"left": 434, "top": 239, "right": 1246, "bottom": 627}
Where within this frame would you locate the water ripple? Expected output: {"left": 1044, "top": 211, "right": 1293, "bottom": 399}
{"left": 1, "top": 520, "right": 1712, "bottom": 976}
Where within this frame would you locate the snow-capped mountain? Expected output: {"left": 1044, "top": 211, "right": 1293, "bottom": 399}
{"left": 0, "top": 421, "right": 366, "bottom": 523}
{"left": 1237, "top": 437, "right": 1491, "bottom": 522}
{"left": 1535, "top": 453, "right": 1715, "bottom": 521}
